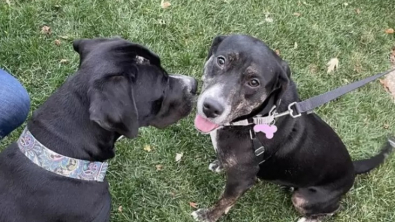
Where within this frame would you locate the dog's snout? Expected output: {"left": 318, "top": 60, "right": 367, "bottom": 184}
{"left": 169, "top": 74, "right": 198, "bottom": 94}
{"left": 203, "top": 98, "right": 224, "bottom": 118}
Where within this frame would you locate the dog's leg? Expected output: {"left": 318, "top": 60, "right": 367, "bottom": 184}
{"left": 192, "top": 165, "right": 259, "bottom": 222}
{"left": 292, "top": 187, "right": 341, "bottom": 222}
{"left": 208, "top": 131, "right": 224, "bottom": 173}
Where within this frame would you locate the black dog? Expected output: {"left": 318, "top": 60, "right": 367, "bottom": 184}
{"left": 0, "top": 37, "right": 197, "bottom": 222}
{"left": 192, "top": 34, "right": 394, "bottom": 222}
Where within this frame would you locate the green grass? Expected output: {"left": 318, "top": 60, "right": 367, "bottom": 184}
{"left": 1, "top": 0, "right": 395, "bottom": 221}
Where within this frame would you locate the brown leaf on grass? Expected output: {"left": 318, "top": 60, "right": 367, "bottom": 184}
{"left": 60, "top": 59, "right": 69, "bottom": 64}
{"left": 293, "top": 12, "right": 301, "bottom": 17}
{"left": 383, "top": 123, "right": 389, "bottom": 129}
{"left": 118, "top": 206, "right": 123, "bottom": 212}
{"left": 380, "top": 79, "right": 390, "bottom": 92}
{"left": 390, "top": 47, "right": 395, "bottom": 66}
{"left": 275, "top": 49, "right": 280, "bottom": 56}
{"left": 379, "top": 47, "right": 395, "bottom": 101}
{"left": 380, "top": 73, "right": 395, "bottom": 101}
{"left": 161, "top": 0, "right": 171, "bottom": 9}
{"left": 155, "top": 164, "right": 163, "bottom": 171}
{"left": 41, "top": 25, "right": 51, "bottom": 35}
{"left": 327, "top": 58, "right": 339, "bottom": 73}
{"left": 385, "top": 28, "right": 394, "bottom": 34}
{"left": 54, "top": 39, "right": 61, "bottom": 46}
{"left": 189, "top": 202, "right": 198, "bottom": 209}
{"left": 144, "top": 145, "right": 152, "bottom": 152}
{"left": 356, "top": 8, "right": 361, "bottom": 14}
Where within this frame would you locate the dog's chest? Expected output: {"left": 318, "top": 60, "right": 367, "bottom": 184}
{"left": 210, "top": 130, "right": 218, "bottom": 152}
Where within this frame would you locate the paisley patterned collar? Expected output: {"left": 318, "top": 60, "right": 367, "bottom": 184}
{"left": 17, "top": 128, "right": 108, "bottom": 182}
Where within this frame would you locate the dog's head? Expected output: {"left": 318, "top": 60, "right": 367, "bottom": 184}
{"left": 195, "top": 35, "right": 290, "bottom": 133}
{"left": 73, "top": 37, "right": 197, "bottom": 138}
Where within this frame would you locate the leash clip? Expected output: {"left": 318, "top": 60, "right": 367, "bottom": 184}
{"left": 288, "top": 102, "right": 301, "bottom": 118}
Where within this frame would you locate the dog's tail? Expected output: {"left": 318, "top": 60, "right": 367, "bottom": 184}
{"left": 353, "top": 136, "right": 395, "bottom": 175}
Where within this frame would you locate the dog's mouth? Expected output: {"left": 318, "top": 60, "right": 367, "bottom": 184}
{"left": 194, "top": 114, "right": 220, "bottom": 133}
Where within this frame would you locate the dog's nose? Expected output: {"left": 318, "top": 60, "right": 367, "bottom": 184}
{"left": 203, "top": 98, "right": 224, "bottom": 118}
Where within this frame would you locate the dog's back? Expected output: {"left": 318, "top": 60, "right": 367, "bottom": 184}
{"left": 0, "top": 143, "right": 111, "bottom": 222}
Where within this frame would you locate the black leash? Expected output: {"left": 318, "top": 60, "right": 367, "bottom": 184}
{"left": 291, "top": 68, "right": 395, "bottom": 117}
{"left": 250, "top": 68, "right": 395, "bottom": 164}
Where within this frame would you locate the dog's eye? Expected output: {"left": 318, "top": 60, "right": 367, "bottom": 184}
{"left": 216, "top": 56, "right": 226, "bottom": 67}
{"left": 247, "top": 79, "right": 260, "bottom": 88}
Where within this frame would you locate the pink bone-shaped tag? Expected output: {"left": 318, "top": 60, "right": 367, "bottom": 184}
{"left": 253, "top": 124, "right": 278, "bottom": 139}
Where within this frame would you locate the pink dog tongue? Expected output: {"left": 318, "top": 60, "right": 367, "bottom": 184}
{"left": 194, "top": 115, "right": 220, "bottom": 133}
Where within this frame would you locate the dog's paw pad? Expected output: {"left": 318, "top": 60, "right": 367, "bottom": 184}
{"left": 208, "top": 160, "right": 223, "bottom": 173}
{"left": 191, "top": 209, "right": 210, "bottom": 222}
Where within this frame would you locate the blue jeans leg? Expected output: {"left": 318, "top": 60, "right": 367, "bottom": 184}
{"left": 0, "top": 69, "right": 30, "bottom": 140}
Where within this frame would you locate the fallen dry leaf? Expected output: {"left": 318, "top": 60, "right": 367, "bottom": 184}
{"left": 144, "top": 145, "right": 152, "bottom": 152}
{"left": 54, "top": 39, "right": 61, "bottom": 46}
{"left": 156, "top": 164, "right": 163, "bottom": 171}
{"left": 60, "top": 59, "right": 68, "bottom": 64}
{"left": 118, "top": 206, "right": 123, "bottom": 212}
{"left": 383, "top": 123, "right": 389, "bottom": 129}
{"left": 189, "top": 202, "right": 198, "bottom": 208}
{"left": 380, "top": 73, "right": 395, "bottom": 101}
{"left": 327, "top": 58, "right": 339, "bottom": 73}
{"left": 294, "top": 42, "right": 298, "bottom": 49}
{"left": 293, "top": 12, "right": 301, "bottom": 17}
{"left": 380, "top": 79, "right": 390, "bottom": 91}
{"left": 385, "top": 28, "right": 394, "bottom": 34}
{"left": 41, "top": 25, "right": 51, "bottom": 35}
{"left": 175, "top": 153, "right": 183, "bottom": 162}
{"left": 275, "top": 49, "right": 280, "bottom": 55}
{"left": 356, "top": 8, "right": 361, "bottom": 14}
{"left": 379, "top": 48, "right": 395, "bottom": 101}
{"left": 391, "top": 47, "right": 395, "bottom": 65}
{"left": 161, "top": 0, "right": 171, "bottom": 9}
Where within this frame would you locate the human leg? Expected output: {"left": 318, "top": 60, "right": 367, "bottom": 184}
{"left": 0, "top": 68, "right": 30, "bottom": 140}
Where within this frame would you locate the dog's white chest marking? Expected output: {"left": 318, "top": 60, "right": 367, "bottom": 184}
{"left": 210, "top": 130, "right": 218, "bottom": 152}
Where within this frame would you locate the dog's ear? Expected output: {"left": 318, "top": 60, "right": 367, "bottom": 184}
{"left": 88, "top": 73, "right": 139, "bottom": 138}
{"left": 206, "top": 35, "right": 227, "bottom": 60}
{"left": 123, "top": 43, "right": 162, "bottom": 68}
{"left": 73, "top": 38, "right": 109, "bottom": 66}
{"left": 281, "top": 60, "right": 291, "bottom": 77}
{"left": 273, "top": 60, "right": 291, "bottom": 106}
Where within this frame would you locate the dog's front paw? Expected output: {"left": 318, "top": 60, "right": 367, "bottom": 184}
{"left": 279, "top": 185, "right": 295, "bottom": 193}
{"left": 191, "top": 208, "right": 212, "bottom": 222}
{"left": 208, "top": 160, "right": 223, "bottom": 173}
{"left": 297, "top": 217, "right": 321, "bottom": 222}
